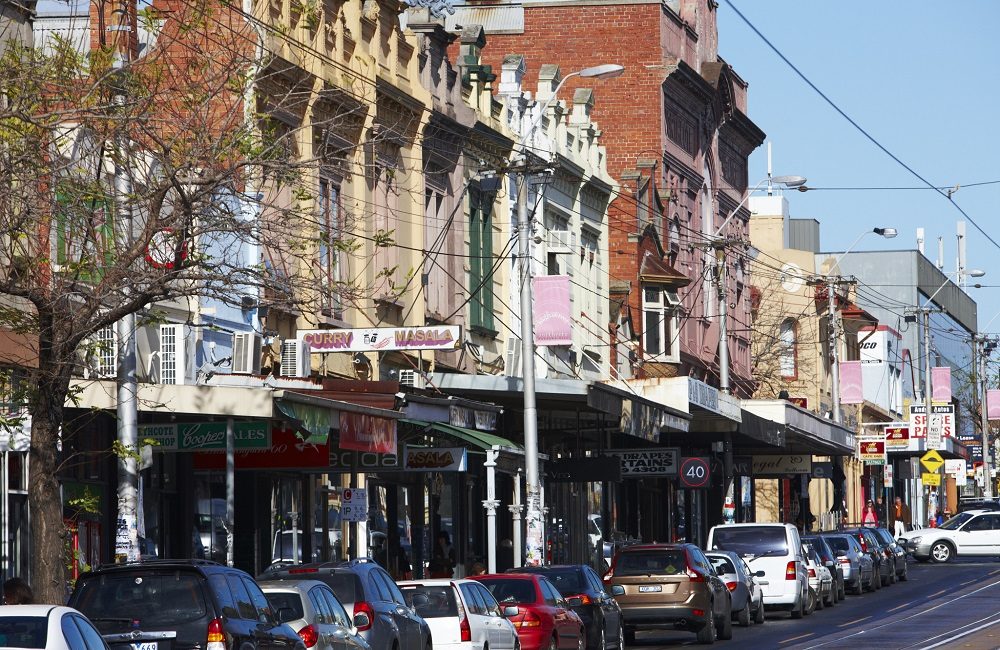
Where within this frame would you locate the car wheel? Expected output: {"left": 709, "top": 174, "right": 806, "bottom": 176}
{"left": 873, "top": 567, "right": 882, "bottom": 590}
{"left": 853, "top": 577, "right": 864, "bottom": 595}
{"left": 838, "top": 578, "right": 846, "bottom": 600}
{"left": 899, "top": 563, "right": 908, "bottom": 581}
{"left": 696, "top": 618, "right": 716, "bottom": 644}
{"left": 616, "top": 625, "right": 625, "bottom": 650}
{"left": 888, "top": 564, "right": 897, "bottom": 584}
{"left": 824, "top": 585, "right": 835, "bottom": 607}
{"left": 805, "top": 588, "right": 816, "bottom": 615}
{"left": 790, "top": 592, "right": 804, "bottom": 619}
{"left": 814, "top": 586, "right": 824, "bottom": 610}
{"left": 754, "top": 596, "right": 765, "bottom": 625}
{"left": 931, "top": 540, "right": 953, "bottom": 563}
{"left": 716, "top": 608, "right": 733, "bottom": 640}
{"left": 737, "top": 600, "right": 751, "bottom": 627}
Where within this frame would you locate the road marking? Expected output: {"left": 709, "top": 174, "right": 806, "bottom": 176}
{"left": 837, "top": 616, "right": 871, "bottom": 628}
{"left": 927, "top": 588, "right": 947, "bottom": 597}
{"left": 961, "top": 579, "right": 976, "bottom": 586}
{"left": 918, "top": 615, "right": 1000, "bottom": 649}
{"left": 781, "top": 633, "right": 815, "bottom": 643}
{"left": 887, "top": 601, "right": 911, "bottom": 612}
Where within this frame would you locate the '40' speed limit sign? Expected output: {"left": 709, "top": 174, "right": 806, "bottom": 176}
{"left": 679, "top": 457, "right": 712, "bottom": 489}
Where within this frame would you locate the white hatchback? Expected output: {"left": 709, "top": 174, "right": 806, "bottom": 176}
{"left": 0, "top": 605, "right": 110, "bottom": 650}
{"left": 398, "top": 579, "right": 519, "bottom": 650}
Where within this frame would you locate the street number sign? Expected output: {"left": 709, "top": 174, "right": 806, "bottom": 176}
{"left": 920, "top": 450, "right": 945, "bottom": 473}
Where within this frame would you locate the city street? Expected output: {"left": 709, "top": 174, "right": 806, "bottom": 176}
{"left": 629, "top": 558, "right": 1000, "bottom": 649}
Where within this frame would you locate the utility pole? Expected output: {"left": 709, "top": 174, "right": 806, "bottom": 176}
{"left": 827, "top": 276, "right": 843, "bottom": 424}
{"left": 975, "top": 335, "right": 994, "bottom": 498}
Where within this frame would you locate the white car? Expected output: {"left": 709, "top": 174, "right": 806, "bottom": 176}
{"left": 803, "top": 543, "right": 834, "bottom": 610}
{"left": 707, "top": 523, "right": 810, "bottom": 619}
{"left": 0, "top": 605, "right": 110, "bottom": 650}
{"left": 398, "top": 579, "right": 520, "bottom": 650}
{"left": 901, "top": 509, "right": 1000, "bottom": 562}
{"left": 262, "top": 579, "right": 370, "bottom": 650}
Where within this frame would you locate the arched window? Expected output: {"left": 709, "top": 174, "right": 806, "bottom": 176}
{"left": 779, "top": 318, "right": 797, "bottom": 379}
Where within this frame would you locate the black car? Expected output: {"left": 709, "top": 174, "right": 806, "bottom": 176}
{"left": 258, "top": 558, "right": 432, "bottom": 650}
{"left": 870, "top": 527, "right": 908, "bottom": 581}
{"left": 68, "top": 559, "right": 306, "bottom": 650}
{"left": 511, "top": 564, "right": 624, "bottom": 650}
{"left": 802, "top": 536, "right": 845, "bottom": 601}
{"left": 841, "top": 528, "right": 893, "bottom": 587}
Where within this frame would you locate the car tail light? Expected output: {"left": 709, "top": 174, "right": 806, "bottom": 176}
{"left": 685, "top": 567, "right": 706, "bottom": 582}
{"left": 297, "top": 624, "right": 319, "bottom": 648}
{"left": 459, "top": 613, "right": 472, "bottom": 642}
{"left": 566, "top": 593, "right": 592, "bottom": 605}
{"left": 207, "top": 618, "right": 226, "bottom": 650}
{"left": 725, "top": 581, "right": 738, "bottom": 591}
{"left": 513, "top": 609, "right": 542, "bottom": 628}
{"left": 692, "top": 609, "right": 705, "bottom": 617}
{"left": 808, "top": 568, "right": 816, "bottom": 578}
{"left": 838, "top": 556, "right": 850, "bottom": 565}
{"left": 289, "top": 567, "right": 319, "bottom": 574}
{"left": 822, "top": 554, "right": 832, "bottom": 564}
{"left": 785, "top": 562, "right": 797, "bottom": 580}
{"left": 354, "top": 601, "right": 375, "bottom": 632}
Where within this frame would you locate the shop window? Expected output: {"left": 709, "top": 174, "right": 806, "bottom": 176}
{"left": 642, "top": 285, "right": 681, "bottom": 362}
{"left": 780, "top": 318, "right": 798, "bottom": 379}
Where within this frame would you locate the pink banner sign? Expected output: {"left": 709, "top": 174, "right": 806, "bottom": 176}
{"left": 839, "top": 360, "right": 864, "bottom": 404}
{"left": 533, "top": 275, "right": 572, "bottom": 346}
{"left": 339, "top": 412, "right": 398, "bottom": 455}
{"left": 932, "top": 366, "right": 952, "bottom": 403}
{"left": 988, "top": 390, "right": 1000, "bottom": 421}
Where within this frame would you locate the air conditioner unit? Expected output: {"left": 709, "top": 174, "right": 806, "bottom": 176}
{"left": 232, "top": 332, "right": 262, "bottom": 375}
{"left": 398, "top": 369, "right": 424, "bottom": 389}
{"left": 547, "top": 230, "right": 574, "bottom": 254}
{"left": 280, "top": 339, "right": 312, "bottom": 378}
{"left": 160, "top": 324, "right": 188, "bottom": 385}
{"left": 504, "top": 336, "right": 521, "bottom": 377}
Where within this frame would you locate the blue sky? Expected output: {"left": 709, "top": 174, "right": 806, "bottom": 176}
{"left": 719, "top": 1, "right": 1000, "bottom": 332}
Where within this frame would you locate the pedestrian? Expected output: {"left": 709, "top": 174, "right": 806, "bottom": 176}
{"left": 862, "top": 500, "right": 878, "bottom": 528}
{"left": 3, "top": 577, "right": 33, "bottom": 605}
{"left": 429, "top": 531, "right": 456, "bottom": 579}
{"left": 875, "top": 496, "right": 889, "bottom": 528}
{"left": 469, "top": 561, "right": 487, "bottom": 576}
{"left": 893, "top": 496, "right": 911, "bottom": 538}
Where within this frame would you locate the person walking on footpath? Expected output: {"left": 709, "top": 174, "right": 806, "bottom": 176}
{"left": 429, "top": 531, "right": 456, "bottom": 578}
{"left": 875, "top": 496, "right": 889, "bottom": 528}
{"left": 862, "top": 500, "right": 878, "bottom": 528}
{"left": 893, "top": 496, "right": 912, "bottom": 538}
{"left": 3, "top": 578, "right": 33, "bottom": 605}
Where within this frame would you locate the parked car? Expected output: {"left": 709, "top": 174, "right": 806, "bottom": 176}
{"left": 261, "top": 579, "right": 370, "bottom": 650}
{"left": 0, "top": 605, "right": 110, "bottom": 650}
{"left": 802, "top": 535, "right": 845, "bottom": 601}
{"left": 472, "top": 573, "right": 585, "bottom": 650}
{"left": 398, "top": 579, "right": 519, "bottom": 650}
{"left": 69, "top": 559, "right": 306, "bottom": 650}
{"left": 869, "top": 527, "right": 908, "bottom": 581}
{"left": 957, "top": 497, "right": 1000, "bottom": 513}
{"left": 603, "top": 543, "right": 732, "bottom": 645}
{"left": 258, "top": 559, "right": 432, "bottom": 650}
{"left": 802, "top": 543, "right": 834, "bottom": 610}
{"left": 821, "top": 533, "right": 874, "bottom": 594}
{"left": 707, "top": 523, "right": 809, "bottom": 619}
{"left": 840, "top": 528, "right": 890, "bottom": 588}
{"left": 705, "top": 550, "right": 765, "bottom": 627}
{"left": 900, "top": 509, "right": 1000, "bottom": 563}
{"left": 511, "top": 565, "right": 623, "bottom": 650}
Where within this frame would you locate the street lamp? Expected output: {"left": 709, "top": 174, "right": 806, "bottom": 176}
{"left": 826, "top": 227, "right": 898, "bottom": 424}
{"left": 516, "top": 63, "right": 623, "bottom": 568}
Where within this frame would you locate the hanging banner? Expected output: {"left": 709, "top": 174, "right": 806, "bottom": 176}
{"left": 839, "top": 360, "right": 864, "bottom": 404}
{"left": 300, "top": 326, "right": 462, "bottom": 353}
{"left": 533, "top": 275, "right": 572, "bottom": 346}
{"left": 339, "top": 412, "right": 398, "bottom": 455}
{"left": 988, "top": 389, "right": 1000, "bottom": 421}
{"left": 885, "top": 426, "right": 910, "bottom": 449}
{"left": 932, "top": 367, "right": 952, "bottom": 403}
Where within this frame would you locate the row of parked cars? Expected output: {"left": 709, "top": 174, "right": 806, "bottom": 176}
{"left": 0, "top": 520, "right": 915, "bottom": 650}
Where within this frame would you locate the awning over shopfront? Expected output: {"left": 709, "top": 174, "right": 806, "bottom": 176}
{"left": 402, "top": 419, "right": 523, "bottom": 456}
{"left": 273, "top": 389, "right": 402, "bottom": 449}
{"left": 741, "top": 400, "right": 855, "bottom": 455}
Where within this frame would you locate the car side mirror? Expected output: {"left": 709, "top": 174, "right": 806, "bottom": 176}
{"left": 610, "top": 585, "right": 625, "bottom": 596}
{"left": 503, "top": 606, "right": 519, "bottom": 617}
{"left": 566, "top": 596, "right": 583, "bottom": 607}
{"left": 353, "top": 612, "right": 371, "bottom": 629}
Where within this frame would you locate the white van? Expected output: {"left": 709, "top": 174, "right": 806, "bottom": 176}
{"left": 706, "top": 523, "right": 809, "bottom": 618}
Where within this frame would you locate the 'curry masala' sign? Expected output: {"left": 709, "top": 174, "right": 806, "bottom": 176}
{"left": 299, "top": 326, "right": 462, "bottom": 353}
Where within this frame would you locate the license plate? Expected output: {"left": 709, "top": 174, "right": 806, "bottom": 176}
{"left": 131, "top": 643, "right": 157, "bottom": 650}
{"left": 638, "top": 585, "right": 661, "bottom": 593}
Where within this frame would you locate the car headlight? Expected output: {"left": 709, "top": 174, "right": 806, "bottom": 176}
{"left": 909, "top": 536, "right": 921, "bottom": 545}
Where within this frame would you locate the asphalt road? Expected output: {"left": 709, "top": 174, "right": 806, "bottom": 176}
{"left": 627, "top": 557, "right": 1000, "bottom": 649}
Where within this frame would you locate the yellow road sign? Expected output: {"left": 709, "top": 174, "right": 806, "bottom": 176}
{"left": 921, "top": 449, "right": 945, "bottom": 473}
{"left": 921, "top": 472, "right": 941, "bottom": 486}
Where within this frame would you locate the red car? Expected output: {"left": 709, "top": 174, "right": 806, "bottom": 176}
{"left": 473, "top": 573, "right": 586, "bottom": 650}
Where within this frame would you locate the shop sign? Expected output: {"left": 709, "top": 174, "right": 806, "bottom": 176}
{"left": 404, "top": 445, "right": 467, "bottom": 472}
{"left": 718, "top": 393, "right": 743, "bottom": 423}
{"left": 449, "top": 406, "right": 497, "bottom": 431}
{"left": 909, "top": 404, "right": 954, "bottom": 439}
{"left": 688, "top": 378, "right": 719, "bottom": 413}
{"left": 678, "top": 457, "right": 712, "bottom": 489}
{"left": 733, "top": 456, "right": 753, "bottom": 476}
{"left": 546, "top": 457, "right": 622, "bottom": 482}
{"left": 300, "top": 325, "right": 462, "bottom": 353}
{"left": 660, "top": 412, "right": 690, "bottom": 433}
{"left": 859, "top": 437, "right": 886, "bottom": 465}
{"left": 752, "top": 455, "right": 810, "bottom": 475}
{"left": 139, "top": 421, "right": 271, "bottom": 451}
{"left": 884, "top": 426, "right": 909, "bottom": 449}
{"left": 811, "top": 462, "right": 833, "bottom": 479}
{"left": 945, "top": 459, "right": 967, "bottom": 476}
{"left": 193, "top": 427, "right": 329, "bottom": 470}
{"left": 341, "top": 488, "right": 368, "bottom": 522}
{"left": 884, "top": 464, "right": 894, "bottom": 487}
{"left": 606, "top": 448, "right": 679, "bottom": 477}
{"left": 339, "top": 412, "right": 397, "bottom": 455}
{"left": 328, "top": 450, "right": 401, "bottom": 472}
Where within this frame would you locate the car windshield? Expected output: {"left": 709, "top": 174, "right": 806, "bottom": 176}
{"left": 400, "top": 585, "right": 458, "bottom": 618}
{"left": 477, "top": 579, "right": 536, "bottom": 604}
{"left": 615, "top": 550, "right": 687, "bottom": 577}
{"left": 74, "top": 572, "right": 208, "bottom": 624}
{"left": 941, "top": 512, "right": 974, "bottom": 530}
{"left": 265, "top": 592, "right": 305, "bottom": 621}
{"left": 711, "top": 527, "right": 788, "bottom": 556}
{"left": 528, "top": 569, "right": 586, "bottom": 594}
{"left": 707, "top": 555, "right": 735, "bottom": 576}
{"left": 0, "top": 617, "right": 48, "bottom": 648}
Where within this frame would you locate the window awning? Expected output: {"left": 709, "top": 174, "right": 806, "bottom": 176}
{"left": 403, "top": 419, "right": 523, "bottom": 456}
{"left": 273, "top": 389, "right": 402, "bottom": 446}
